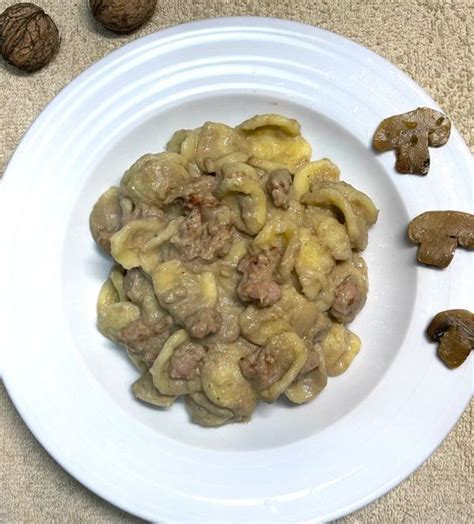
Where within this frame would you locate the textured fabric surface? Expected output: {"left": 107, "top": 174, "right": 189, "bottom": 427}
{"left": 0, "top": 0, "right": 472, "bottom": 522}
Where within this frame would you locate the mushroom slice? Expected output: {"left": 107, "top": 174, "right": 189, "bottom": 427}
{"left": 427, "top": 309, "right": 474, "bottom": 369}
{"left": 285, "top": 343, "right": 328, "bottom": 404}
{"left": 132, "top": 371, "right": 177, "bottom": 407}
{"left": 373, "top": 107, "right": 451, "bottom": 175}
{"left": 408, "top": 211, "right": 474, "bottom": 268}
{"left": 240, "top": 332, "right": 308, "bottom": 402}
{"left": 185, "top": 393, "right": 234, "bottom": 427}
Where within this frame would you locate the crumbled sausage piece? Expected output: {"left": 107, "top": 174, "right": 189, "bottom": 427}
{"left": 169, "top": 342, "right": 206, "bottom": 379}
{"left": 266, "top": 169, "right": 292, "bottom": 209}
{"left": 237, "top": 249, "right": 282, "bottom": 307}
{"left": 184, "top": 307, "right": 222, "bottom": 339}
{"left": 240, "top": 346, "right": 287, "bottom": 391}
{"left": 171, "top": 207, "right": 233, "bottom": 262}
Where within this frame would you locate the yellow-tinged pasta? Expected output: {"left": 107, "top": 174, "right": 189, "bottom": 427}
{"left": 293, "top": 158, "right": 340, "bottom": 200}
{"left": 150, "top": 330, "right": 202, "bottom": 396}
{"left": 217, "top": 162, "right": 267, "bottom": 235}
{"left": 240, "top": 286, "right": 320, "bottom": 346}
{"left": 303, "top": 181, "right": 378, "bottom": 251}
{"left": 110, "top": 218, "right": 167, "bottom": 269}
{"left": 237, "top": 114, "right": 311, "bottom": 172}
{"left": 151, "top": 260, "right": 220, "bottom": 338}
{"left": 109, "top": 265, "right": 126, "bottom": 302}
{"left": 252, "top": 213, "right": 300, "bottom": 282}
{"left": 321, "top": 323, "right": 361, "bottom": 376}
{"left": 247, "top": 157, "right": 289, "bottom": 174}
{"left": 195, "top": 122, "right": 249, "bottom": 172}
{"left": 140, "top": 217, "right": 183, "bottom": 273}
{"left": 285, "top": 344, "right": 328, "bottom": 404}
{"left": 201, "top": 342, "right": 257, "bottom": 420}
{"left": 152, "top": 260, "right": 217, "bottom": 308}
{"left": 132, "top": 371, "right": 177, "bottom": 407}
{"left": 92, "top": 113, "right": 378, "bottom": 427}
{"left": 206, "top": 152, "right": 250, "bottom": 174}
{"left": 307, "top": 208, "right": 352, "bottom": 261}
{"left": 249, "top": 332, "right": 308, "bottom": 403}
{"left": 185, "top": 393, "right": 234, "bottom": 427}
{"left": 238, "top": 114, "right": 301, "bottom": 136}
{"left": 166, "top": 129, "right": 189, "bottom": 153}
{"left": 121, "top": 152, "right": 191, "bottom": 207}
{"left": 98, "top": 300, "right": 141, "bottom": 341}
{"left": 97, "top": 268, "right": 141, "bottom": 340}
{"left": 295, "top": 228, "right": 335, "bottom": 300}
{"left": 97, "top": 276, "right": 119, "bottom": 309}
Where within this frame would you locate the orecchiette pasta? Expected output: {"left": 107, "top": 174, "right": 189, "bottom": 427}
{"left": 293, "top": 158, "right": 340, "bottom": 200}
{"left": 91, "top": 114, "right": 378, "bottom": 427}
{"left": 238, "top": 113, "right": 312, "bottom": 172}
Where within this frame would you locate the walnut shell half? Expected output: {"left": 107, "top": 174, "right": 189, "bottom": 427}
{"left": 0, "top": 3, "right": 60, "bottom": 72}
{"left": 89, "top": 0, "right": 157, "bottom": 33}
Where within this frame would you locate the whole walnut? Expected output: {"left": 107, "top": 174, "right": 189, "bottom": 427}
{"left": 89, "top": 0, "right": 157, "bottom": 33}
{"left": 0, "top": 3, "right": 60, "bottom": 71}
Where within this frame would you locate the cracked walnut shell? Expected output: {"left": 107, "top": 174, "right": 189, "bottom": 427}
{"left": 0, "top": 3, "right": 60, "bottom": 71}
{"left": 89, "top": 0, "right": 157, "bottom": 33}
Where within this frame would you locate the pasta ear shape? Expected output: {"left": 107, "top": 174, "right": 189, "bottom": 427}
{"left": 90, "top": 186, "right": 122, "bottom": 253}
{"left": 217, "top": 162, "right": 267, "bottom": 235}
{"left": 307, "top": 209, "right": 352, "bottom": 261}
{"left": 252, "top": 215, "right": 300, "bottom": 282}
{"left": 132, "top": 371, "right": 177, "bottom": 407}
{"left": 194, "top": 122, "right": 249, "bottom": 172}
{"left": 321, "top": 323, "right": 361, "bottom": 376}
{"left": 295, "top": 228, "right": 335, "bottom": 300}
{"left": 97, "top": 266, "right": 141, "bottom": 340}
{"left": 293, "top": 159, "right": 340, "bottom": 200}
{"left": 151, "top": 260, "right": 220, "bottom": 339}
{"left": 110, "top": 217, "right": 168, "bottom": 269}
{"left": 303, "top": 181, "right": 378, "bottom": 251}
{"left": 201, "top": 343, "right": 257, "bottom": 420}
{"left": 121, "top": 152, "right": 191, "bottom": 207}
{"left": 285, "top": 343, "right": 328, "bottom": 404}
{"left": 237, "top": 113, "right": 312, "bottom": 172}
{"left": 150, "top": 330, "right": 203, "bottom": 396}
{"left": 240, "top": 287, "right": 320, "bottom": 346}
{"left": 185, "top": 393, "right": 234, "bottom": 427}
{"left": 240, "top": 332, "right": 308, "bottom": 402}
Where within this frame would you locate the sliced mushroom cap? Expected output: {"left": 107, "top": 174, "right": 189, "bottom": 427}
{"left": 427, "top": 309, "right": 474, "bottom": 369}
{"left": 373, "top": 107, "right": 451, "bottom": 175}
{"left": 408, "top": 211, "right": 474, "bottom": 268}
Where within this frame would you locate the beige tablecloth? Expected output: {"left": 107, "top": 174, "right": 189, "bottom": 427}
{"left": 0, "top": 1, "right": 472, "bottom": 522}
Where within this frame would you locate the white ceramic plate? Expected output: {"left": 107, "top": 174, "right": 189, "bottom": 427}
{"left": 0, "top": 17, "right": 472, "bottom": 523}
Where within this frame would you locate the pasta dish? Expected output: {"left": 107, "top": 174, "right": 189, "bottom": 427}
{"left": 90, "top": 114, "right": 378, "bottom": 426}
